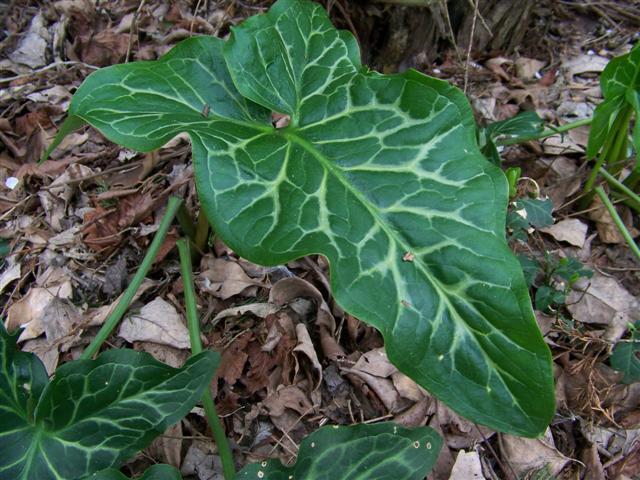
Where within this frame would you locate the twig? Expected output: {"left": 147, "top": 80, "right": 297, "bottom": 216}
{"left": 125, "top": 0, "right": 147, "bottom": 63}
{"left": 0, "top": 61, "right": 98, "bottom": 84}
{"left": 463, "top": 0, "right": 479, "bottom": 94}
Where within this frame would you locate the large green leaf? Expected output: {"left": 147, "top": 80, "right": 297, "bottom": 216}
{"left": 237, "top": 422, "right": 441, "bottom": 480}
{"left": 88, "top": 464, "right": 182, "bottom": 480}
{"left": 587, "top": 43, "right": 640, "bottom": 158}
{"left": 47, "top": 0, "right": 554, "bottom": 436}
{"left": 0, "top": 324, "right": 219, "bottom": 480}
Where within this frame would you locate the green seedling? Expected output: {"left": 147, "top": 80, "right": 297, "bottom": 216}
{"left": 610, "top": 321, "right": 640, "bottom": 384}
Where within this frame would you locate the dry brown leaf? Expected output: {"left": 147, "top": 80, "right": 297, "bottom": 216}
{"left": 197, "top": 256, "right": 264, "bottom": 300}
{"left": 8, "top": 13, "right": 49, "bottom": 68}
{"left": 217, "top": 331, "right": 251, "bottom": 386}
{"left": 342, "top": 367, "right": 400, "bottom": 412}
{"left": 293, "top": 323, "right": 322, "bottom": 391}
{"left": 580, "top": 443, "right": 605, "bottom": 480}
{"left": 6, "top": 278, "right": 74, "bottom": 341}
{"left": 22, "top": 337, "right": 60, "bottom": 375}
{"left": 588, "top": 195, "right": 637, "bottom": 245}
{"left": 540, "top": 219, "right": 588, "bottom": 247}
{"left": 567, "top": 273, "right": 640, "bottom": 342}
{"left": 501, "top": 428, "right": 570, "bottom": 477}
{"left": 118, "top": 297, "right": 190, "bottom": 348}
{"left": 146, "top": 423, "right": 182, "bottom": 469}
{"left": 180, "top": 440, "right": 221, "bottom": 480}
{"left": 39, "top": 164, "right": 94, "bottom": 232}
{"left": 262, "top": 385, "right": 313, "bottom": 418}
{"left": 352, "top": 348, "right": 397, "bottom": 378}
{"left": 133, "top": 341, "right": 189, "bottom": 368}
{"left": 0, "top": 254, "right": 21, "bottom": 294}
{"left": 213, "top": 303, "right": 279, "bottom": 324}
{"left": 563, "top": 54, "right": 609, "bottom": 79}
{"left": 80, "top": 29, "right": 129, "bottom": 66}
{"left": 515, "top": 57, "right": 545, "bottom": 81}
{"left": 84, "top": 279, "right": 155, "bottom": 327}
{"left": 448, "top": 450, "right": 486, "bottom": 480}
{"left": 391, "top": 371, "right": 425, "bottom": 402}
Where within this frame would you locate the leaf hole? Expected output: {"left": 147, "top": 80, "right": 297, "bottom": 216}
{"left": 272, "top": 112, "right": 290, "bottom": 129}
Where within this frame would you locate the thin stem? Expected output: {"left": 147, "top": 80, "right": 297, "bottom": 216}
{"left": 194, "top": 209, "right": 210, "bottom": 253}
{"left": 584, "top": 108, "right": 633, "bottom": 195}
{"left": 496, "top": 117, "right": 592, "bottom": 146}
{"left": 176, "top": 202, "right": 197, "bottom": 242}
{"left": 81, "top": 197, "right": 182, "bottom": 360}
{"left": 177, "top": 239, "right": 236, "bottom": 480}
{"left": 599, "top": 169, "right": 640, "bottom": 214}
{"left": 595, "top": 187, "right": 640, "bottom": 261}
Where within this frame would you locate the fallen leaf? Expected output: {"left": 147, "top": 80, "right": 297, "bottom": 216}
{"left": 515, "top": 57, "right": 545, "bottom": 81}
{"left": 352, "top": 348, "right": 397, "bottom": 378}
{"left": 262, "top": 384, "right": 313, "bottom": 418}
{"left": 212, "top": 302, "right": 279, "bottom": 324}
{"left": 0, "top": 254, "right": 21, "bottom": 294}
{"left": 540, "top": 219, "right": 588, "bottom": 247}
{"left": 6, "top": 278, "right": 73, "bottom": 342}
{"left": 449, "top": 450, "right": 486, "bottom": 480}
{"left": 21, "top": 337, "right": 59, "bottom": 375}
{"left": 118, "top": 297, "right": 190, "bottom": 348}
{"left": 293, "top": 323, "right": 323, "bottom": 391}
{"left": 567, "top": 273, "right": 640, "bottom": 342}
{"left": 197, "top": 256, "right": 264, "bottom": 300}
{"left": 563, "top": 54, "right": 609, "bottom": 79}
{"left": 8, "top": 14, "right": 50, "bottom": 68}
{"left": 80, "top": 29, "right": 129, "bottom": 66}
{"left": 180, "top": 440, "right": 223, "bottom": 480}
{"left": 501, "top": 428, "right": 570, "bottom": 476}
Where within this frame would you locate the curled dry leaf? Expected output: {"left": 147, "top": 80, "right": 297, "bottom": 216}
{"left": 118, "top": 297, "right": 190, "bottom": 349}
{"left": 197, "top": 255, "right": 264, "bottom": 300}
{"left": 5, "top": 276, "right": 74, "bottom": 341}
{"left": 293, "top": 323, "right": 322, "bottom": 391}
{"left": 0, "top": 254, "right": 20, "bottom": 294}
{"left": 567, "top": 273, "right": 640, "bottom": 342}
{"left": 540, "top": 218, "right": 588, "bottom": 248}
{"left": 8, "top": 13, "right": 50, "bottom": 68}
{"left": 501, "top": 428, "right": 570, "bottom": 477}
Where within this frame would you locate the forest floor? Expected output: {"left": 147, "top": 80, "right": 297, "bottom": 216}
{"left": 0, "top": 1, "right": 639, "bottom": 479}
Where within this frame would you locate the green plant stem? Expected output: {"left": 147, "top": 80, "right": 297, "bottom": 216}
{"left": 496, "top": 117, "right": 592, "bottom": 146}
{"left": 194, "top": 209, "right": 210, "bottom": 253}
{"left": 599, "top": 169, "right": 640, "bottom": 214}
{"left": 176, "top": 202, "right": 197, "bottom": 241}
{"left": 595, "top": 187, "right": 640, "bottom": 261}
{"left": 81, "top": 197, "right": 182, "bottom": 360}
{"left": 582, "top": 108, "right": 633, "bottom": 208}
{"left": 177, "top": 239, "right": 235, "bottom": 480}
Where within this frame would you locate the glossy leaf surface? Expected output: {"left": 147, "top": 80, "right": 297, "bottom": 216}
{"left": 0, "top": 323, "right": 219, "bottom": 480}
{"left": 237, "top": 422, "right": 441, "bottom": 480}
{"left": 48, "top": 0, "right": 554, "bottom": 436}
{"left": 587, "top": 43, "right": 640, "bottom": 158}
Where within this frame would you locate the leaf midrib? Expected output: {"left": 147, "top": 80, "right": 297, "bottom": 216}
{"left": 284, "top": 128, "right": 532, "bottom": 423}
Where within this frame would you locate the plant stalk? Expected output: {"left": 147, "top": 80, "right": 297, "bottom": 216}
{"left": 595, "top": 187, "right": 640, "bottom": 261}
{"left": 496, "top": 117, "right": 592, "bottom": 147}
{"left": 177, "top": 239, "right": 235, "bottom": 480}
{"left": 81, "top": 197, "right": 182, "bottom": 360}
{"left": 176, "top": 202, "right": 197, "bottom": 242}
{"left": 599, "top": 169, "right": 640, "bottom": 214}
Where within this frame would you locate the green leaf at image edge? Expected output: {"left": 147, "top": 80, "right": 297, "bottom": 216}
{"left": 0, "top": 323, "right": 219, "bottom": 480}
{"left": 610, "top": 322, "right": 640, "bottom": 384}
{"left": 237, "top": 422, "right": 442, "bottom": 480}
{"left": 46, "top": 0, "right": 554, "bottom": 436}
{"left": 88, "top": 464, "right": 182, "bottom": 480}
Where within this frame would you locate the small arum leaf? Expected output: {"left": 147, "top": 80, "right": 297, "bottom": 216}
{"left": 610, "top": 322, "right": 640, "bottom": 384}
{"left": 237, "top": 422, "right": 442, "bottom": 480}
{"left": 88, "top": 464, "right": 182, "bottom": 480}
{"left": 46, "top": 0, "right": 554, "bottom": 436}
{"left": 587, "top": 43, "right": 640, "bottom": 158}
{"left": 0, "top": 325, "right": 219, "bottom": 480}
{"left": 517, "top": 198, "right": 555, "bottom": 229}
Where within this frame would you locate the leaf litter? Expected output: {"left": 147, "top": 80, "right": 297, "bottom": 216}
{"left": 1, "top": 1, "right": 639, "bottom": 479}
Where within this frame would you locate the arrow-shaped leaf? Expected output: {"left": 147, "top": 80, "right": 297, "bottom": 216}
{"left": 46, "top": 0, "right": 554, "bottom": 436}
{"left": 237, "top": 422, "right": 442, "bottom": 480}
{"left": 0, "top": 322, "right": 219, "bottom": 480}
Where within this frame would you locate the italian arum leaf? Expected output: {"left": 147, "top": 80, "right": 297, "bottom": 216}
{"left": 0, "top": 324, "right": 219, "bottom": 480}
{"left": 610, "top": 322, "right": 640, "bottom": 384}
{"left": 47, "top": 0, "right": 554, "bottom": 436}
{"left": 89, "top": 464, "right": 182, "bottom": 480}
{"left": 587, "top": 43, "right": 640, "bottom": 158}
{"left": 237, "top": 422, "right": 442, "bottom": 480}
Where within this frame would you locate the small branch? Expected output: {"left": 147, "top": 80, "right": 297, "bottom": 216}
{"left": 80, "top": 197, "right": 182, "bottom": 359}
{"left": 463, "top": 0, "right": 479, "bottom": 94}
{"left": 595, "top": 187, "right": 640, "bottom": 261}
{"left": 177, "top": 239, "right": 236, "bottom": 480}
{"left": 599, "top": 169, "right": 640, "bottom": 214}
